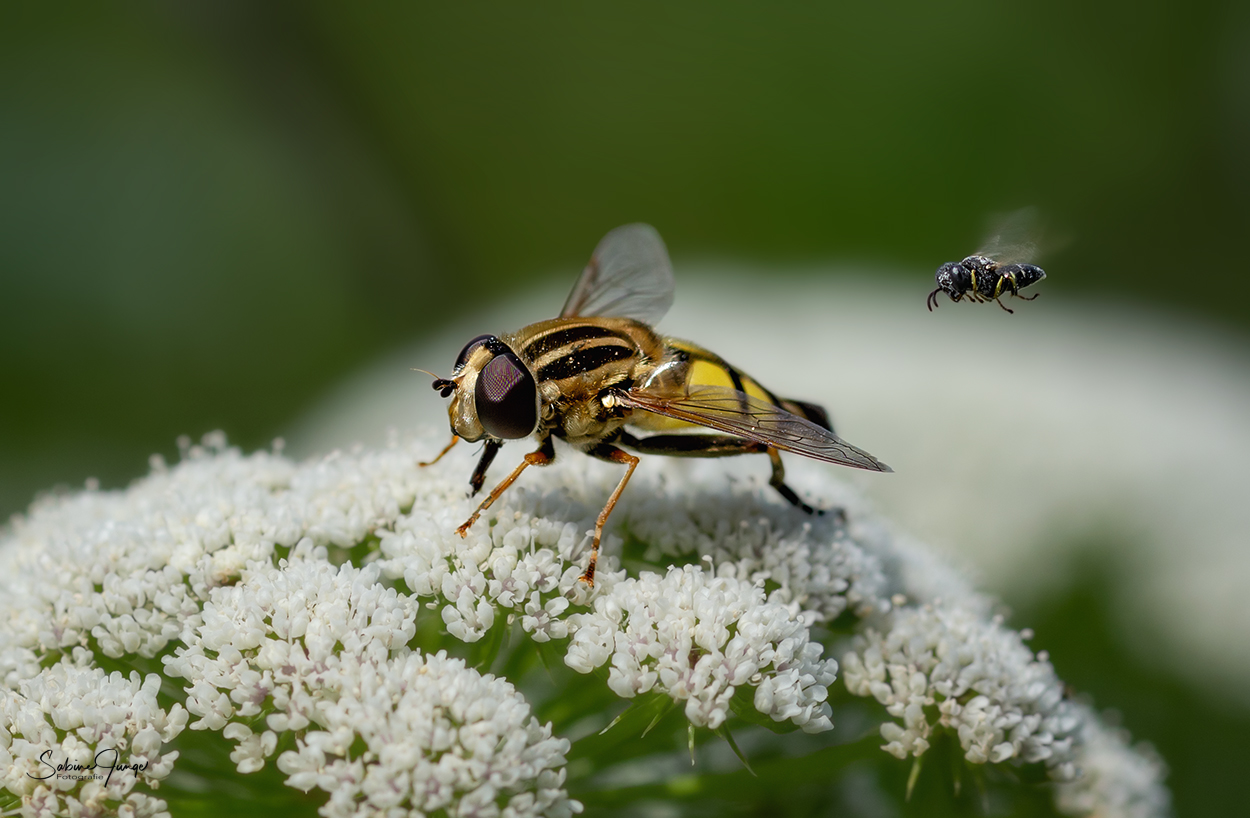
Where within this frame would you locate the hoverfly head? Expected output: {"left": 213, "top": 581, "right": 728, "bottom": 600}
{"left": 442, "top": 334, "right": 539, "bottom": 442}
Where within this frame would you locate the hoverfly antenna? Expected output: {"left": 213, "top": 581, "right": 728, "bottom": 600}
{"left": 412, "top": 368, "right": 457, "bottom": 398}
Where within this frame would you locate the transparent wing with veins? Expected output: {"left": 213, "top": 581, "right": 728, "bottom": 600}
{"left": 560, "top": 223, "right": 675, "bottom": 324}
{"left": 615, "top": 385, "right": 891, "bottom": 472}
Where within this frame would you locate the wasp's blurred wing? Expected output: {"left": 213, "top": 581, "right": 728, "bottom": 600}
{"left": 616, "top": 385, "right": 891, "bottom": 472}
{"left": 976, "top": 207, "right": 1045, "bottom": 266}
{"left": 560, "top": 223, "right": 674, "bottom": 324}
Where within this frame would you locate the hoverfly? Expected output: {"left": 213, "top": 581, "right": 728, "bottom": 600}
{"left": 421, "top": 224, "right": 890, "bottom": 585}
{"left": 927, "top": 209, "right": 1048, "bottom": 314}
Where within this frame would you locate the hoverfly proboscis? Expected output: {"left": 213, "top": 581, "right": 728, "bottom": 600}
{"left": 422, "top": 224, "right": 891, "bottom": 586}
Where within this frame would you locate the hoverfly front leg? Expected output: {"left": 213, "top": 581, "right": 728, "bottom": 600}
{"left": 581, "top": 443, "right": 640, "bottom": 587}
{"left": 469, "top": 440, "right": 501, "bottom": 495}
{"left": 418, "top": 435, "right": 459, "bottom": 467}
{"left": 456, "top": 436, "right": 554, "bottom": 538}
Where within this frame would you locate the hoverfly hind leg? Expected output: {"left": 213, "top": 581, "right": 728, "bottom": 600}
{"left": 767, "top": 448, "right": 827, "bottom": 516}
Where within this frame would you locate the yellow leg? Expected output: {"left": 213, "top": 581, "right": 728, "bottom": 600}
{"left": 456, "top": 445, "right": 553, "bottom": 537}
{"left": 418, "top": 435, "right": 459, "bottom": 467}
{"left": 580, "top": 448, "right": 640, "bottom": 587}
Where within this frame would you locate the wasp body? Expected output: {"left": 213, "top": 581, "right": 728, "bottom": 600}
{"left": 424, "top": 224, "right": 889, "bottom": 585}
{"left": 927, "top": 209, "right": 1049, "bottom": 314}
{"left": 927, "top": 255, "right": 1046, "bottom": 313}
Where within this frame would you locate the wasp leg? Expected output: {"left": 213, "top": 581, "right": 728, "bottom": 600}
{"left": 1017, "top": 292, "right": 1040, "bottom": 301}
{"left": 418, "top": 434, "right": 459, "bottom": 467}
{"left": 616, "top": 432, "right": 834, "bottom": 518}
{"left": 993, "top": 297, "right": 1016, "bottom": 314}
{"left": 579, "top": 443, "right": 641, "bottom": 587}
{"left": 468, "top": 439, "right": 501, "bottom": 495}
{"left": 456, "top": 436, "right": 553, "bottom": 537}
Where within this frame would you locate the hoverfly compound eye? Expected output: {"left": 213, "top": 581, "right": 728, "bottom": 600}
{"left": 454, "top": 334, "right": 495, "bottom": 373}
{"left": 475, "top": 349, "right": 538, "bottom": 439}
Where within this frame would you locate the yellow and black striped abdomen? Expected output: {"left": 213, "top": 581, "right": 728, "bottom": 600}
{"left": 629, "top": 338, "right": 833, "bottom": 433}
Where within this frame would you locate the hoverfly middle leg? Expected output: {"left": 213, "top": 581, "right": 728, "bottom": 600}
{"left": 418, "top": 434, "right": 459, "bottom": 467}
{"left": 579, "top": 443, "right": 640, "bottom": 587}
{"left": 456, "top": 436, "right": 554, "bottom": 538}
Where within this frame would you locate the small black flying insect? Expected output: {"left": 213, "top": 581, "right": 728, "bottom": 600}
{"left": 927, "top": 209, "right": 1048, "bottom": 314}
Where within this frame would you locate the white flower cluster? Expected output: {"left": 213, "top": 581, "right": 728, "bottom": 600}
{"left": 374, "top": 454, "right": 844, "bottom": 731}
{"left": 0, "top": 434, "right": 298, "bottom": 689}
{"left": 619, "top": 466, "right": 890, "bottom": 621}
{"left": 0, "top": 435, "right": 584, "bottom": 817}
{"left": 273, "top": 649, "right": 576, "bottom": 818}
{"left": 1056, "top": 707, "right": 1172, "bottom": 818}
{"left": 565, "top": 564, "right": 838, "bottom": 731}
{"left": 0, "top": 663, "right": 186, "bottom": 818}
{"left": 841, "top": 603, "right": 1081, "bottom": 776}
{"left": 163, "top": 544, "right": 579, "bottom": 818}
{"left": 0, "top": 429, "right": 1172, "bottom": 817}
{"left": 375, "top": 499, "right": 595, "bottom": 644}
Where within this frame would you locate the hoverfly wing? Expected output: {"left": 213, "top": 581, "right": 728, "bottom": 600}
{"left": 560, "top": 223, "right": 675, "bottom": 325}
{"left": 616, "top": 385, "right": 891, "bottom": 472}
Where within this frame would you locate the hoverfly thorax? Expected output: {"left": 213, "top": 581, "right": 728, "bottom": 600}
{"left": 437, "top": 334, "right": 540, "bottom": 443}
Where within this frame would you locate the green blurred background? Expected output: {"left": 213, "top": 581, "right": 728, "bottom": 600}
{"left": 2, "top": 2, "right": 1246, "bottom": 815}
